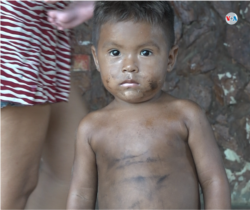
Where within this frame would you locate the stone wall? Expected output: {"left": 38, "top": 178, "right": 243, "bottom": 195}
{"left": 71, "top": 1, "right": 250, "bottom": 208}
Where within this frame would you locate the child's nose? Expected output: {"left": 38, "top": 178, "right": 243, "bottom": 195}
{"left": 122, "top": 65, "right": 139, "bottom": 73}
{"left": 122, "top": 56, "right": 139, "bottom": 73}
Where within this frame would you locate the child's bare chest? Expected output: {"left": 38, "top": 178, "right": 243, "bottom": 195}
{"left": 92, "top": 112, "right": 191, "bottom": 171}
{"left": 93, "top": 113, "right": 199, "bottom": 209}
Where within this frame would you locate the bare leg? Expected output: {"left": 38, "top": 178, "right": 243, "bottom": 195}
{"left": 25, "top": 83, "right": 89, "bottom": 209}
{"left": 1, "top": 104, "right": 51, "bottom": 209}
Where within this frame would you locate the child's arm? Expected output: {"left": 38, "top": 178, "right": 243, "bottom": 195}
{"left": 67, "top": 119, "right": 97, "bottom": 209}
{"left": 184, "top": 101, "right": 231, "bottom": 209}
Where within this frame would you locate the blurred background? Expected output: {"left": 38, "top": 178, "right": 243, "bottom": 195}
{"left": 70, "top": 1, "right": 250, "bottom": 208}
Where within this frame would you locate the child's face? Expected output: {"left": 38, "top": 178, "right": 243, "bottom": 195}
{"left": 92, "top": 21, "right": 178, "bottom": 104}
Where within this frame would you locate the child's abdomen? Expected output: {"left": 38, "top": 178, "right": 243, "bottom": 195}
{"left": 97, "top": 154, "right": 200, "bottom": 209}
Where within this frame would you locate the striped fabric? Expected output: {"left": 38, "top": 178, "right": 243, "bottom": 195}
{"left": 1, "top": 0, "right": 72, "bottom": 105}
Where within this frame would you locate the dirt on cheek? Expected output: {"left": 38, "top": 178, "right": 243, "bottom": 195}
{"left": 105, "top": 76, "right": 111, "bottom": 85}
{"left": 149, "top": 80, "right": 158, "bottom": 90}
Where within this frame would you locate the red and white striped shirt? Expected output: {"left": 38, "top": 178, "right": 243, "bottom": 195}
{"left": 1, "top": 0, "right": 72, "bottom": 105}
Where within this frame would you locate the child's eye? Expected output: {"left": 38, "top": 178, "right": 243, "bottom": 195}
{"left": 140, "top": 50, "right": 152, "bottom": 56}
{"left": 109, "top": 50, "right": 120, "bottom": 56}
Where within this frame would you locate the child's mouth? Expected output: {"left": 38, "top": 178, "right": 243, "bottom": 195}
{"left": 120, "top": 79, "right": 139, "bottom": 87}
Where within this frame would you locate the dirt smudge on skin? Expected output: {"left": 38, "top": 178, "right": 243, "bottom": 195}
{"left": 145, "top": 118, "right": 153, "bottom": 127}
{"left": 108, "top": 152, "right": 148, "bottom": 169}
{"left": 146, "top": 157, "right": 158, "bottom": 162}
{"left": 129, "top": 201, "right": 141, "bottom": 208}
{"left": 149, "top": 80, "right": 158, "bottom": 90}
{"left": 156, "top": 174, "right": 169, "bottom": 184}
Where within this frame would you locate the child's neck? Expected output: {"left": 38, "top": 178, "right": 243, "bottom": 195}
{"left": 112, "top": 90, "right": 163, "bottom": 109}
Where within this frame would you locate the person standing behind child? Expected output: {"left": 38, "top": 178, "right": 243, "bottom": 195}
{"left": 25, "top": 1, "right": 94, "bottom": 209}
{"left": 1, "top": 1, "right": 94, "bottom": 209}
{"left": 67, "top": 2, "right": 231, "bottom": 209}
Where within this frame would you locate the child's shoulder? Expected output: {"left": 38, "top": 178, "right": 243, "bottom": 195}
{"left": 163, "top": 93, "right": 206, "bottom": 122}
{"left": 78, "top": 105, "right": 113, "bottom": 132}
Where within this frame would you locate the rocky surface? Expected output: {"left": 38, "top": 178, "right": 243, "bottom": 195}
{"left": 71, "top": 2, "right": 250, "bottom": 207}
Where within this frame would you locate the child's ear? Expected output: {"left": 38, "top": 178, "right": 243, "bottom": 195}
{"left": 167, "top": 45, "right": 178, "bottom": 72}
{"left": 91, "top": 46, "right": 100, "bottom": 71}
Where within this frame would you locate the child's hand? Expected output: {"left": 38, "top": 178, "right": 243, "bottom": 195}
{"left": 47, "top": 1, "right": 94, "bottom": 30}
{"left": 43, "top": 0, "right": 61, "bottom": 3}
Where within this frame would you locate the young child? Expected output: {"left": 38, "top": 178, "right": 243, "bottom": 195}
{"left": 67, "top": 2, "right": 231, "bottom": 209}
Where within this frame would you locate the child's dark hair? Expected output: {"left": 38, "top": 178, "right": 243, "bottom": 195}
{"left": 92, "top": 1, "right": 175, "bottom": 49}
